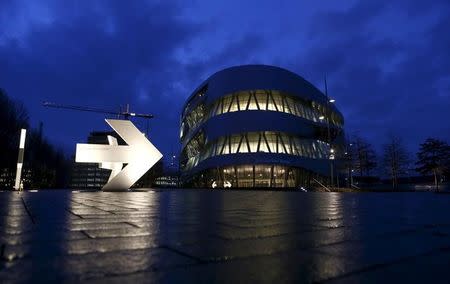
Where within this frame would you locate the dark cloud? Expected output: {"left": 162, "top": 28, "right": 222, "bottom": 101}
{"left": 0, "top": 0, "right": 449, "bottom": 163}
{"left": 286, "top": 0, "right": 450, "bottom": 153}
{"left": 0, "top": 1, "right": 202, "bottom": 159}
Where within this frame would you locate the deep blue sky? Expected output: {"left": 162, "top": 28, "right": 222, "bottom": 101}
{"left": 1, "top": 0, "right": 449, "bottom": 162}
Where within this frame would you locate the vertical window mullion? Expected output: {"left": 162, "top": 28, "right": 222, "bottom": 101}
{"left": 279, "top": 134, "right": 288, "bottom": 153}
{"left": 284, "top": 96, "right": 291, "bottom": 114}
{"left": 237, "top": 134, "right": 244, "bottom": 153}
{"left": 270, "top": 91, "right": 279, "bottom": 111}
{"left": 246, "top": 91, "right": 251, "bottom": 110}
{"left": 289, "top": 136, "right": 293, "bottom": 154}
{"left": 295, "top": 101, "right": 302, "bottom": 117}
{"left": 293, "top": 138, "right": 300, "bottom": 156}
{"left": 276, "top": 133, "right": 279, "bottom": 153}
{"left": 220, "top": 137, "right": 226, "bottom": 155}
{"left": 254, "top": 92, "right": 260, "bottom": 110}
{"left": 236, "top": 93, "right": 241, "bottom": 111}
{"left": 227, "top": 95, "right": 234, "bottom": 113}
{"left": 220, "top": 98, "right": 224, "bottom": 115}
{"left": 257, "top": 132, "right": 261, "bottom": 152}
{"left": 212, "top": 140, "right": 217, "bottom": 157}
{"left": 263, "top": 132, "right": 271, "bottom": 153}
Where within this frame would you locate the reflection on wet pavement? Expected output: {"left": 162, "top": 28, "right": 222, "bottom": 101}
{"left": 0, "top": 190, "right": 450, "bottom": 283}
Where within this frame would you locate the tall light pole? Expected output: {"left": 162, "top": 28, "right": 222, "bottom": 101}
{"left": 324, "top": 76, "right": 334, "bottom": 188}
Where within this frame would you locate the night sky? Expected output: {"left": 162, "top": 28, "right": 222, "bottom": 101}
{"left": 1, "top": 0, "right": 449, "bottom": 163}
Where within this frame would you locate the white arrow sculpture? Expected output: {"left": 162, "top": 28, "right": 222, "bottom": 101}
{"left": 75, "top": 119, "right": 163, "bottom": 191}
{"left": 99, "top": 135, "right": 123, "bottom": 183}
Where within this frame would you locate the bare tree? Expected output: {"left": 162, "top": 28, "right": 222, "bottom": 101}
{"left": 351, "top": 134, "right": 377, "bottom": 177}
{"left": 382, "top": 135, "right": 410, "bottom": 190}
{"left": 0, "top": 88, "right": 30, "bottom": 186}
{"left": 416, "top": 138, "right": 450, "bottom": 192}
{"left": 341, "top": 145, "right": 356, "bottom": 188}
{"left": 0, "top": 88, "right": 70, "bottom": 189}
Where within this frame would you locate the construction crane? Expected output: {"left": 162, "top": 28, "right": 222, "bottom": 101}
{"left": 43, "top": 102, "right": 154, "bottom": 120}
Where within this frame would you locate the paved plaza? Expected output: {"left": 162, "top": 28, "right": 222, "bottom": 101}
{"left": 0, "top": 190, "right": 450, "bottom": 283}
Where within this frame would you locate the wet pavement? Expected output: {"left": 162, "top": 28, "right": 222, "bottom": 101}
{"left": 1, "top": 190, "right": 450, "bottom": 283}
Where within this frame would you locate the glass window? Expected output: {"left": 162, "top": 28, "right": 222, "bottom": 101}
{"left": 237, "top": 91, "right": 250, "bottom": 110}
{"left": 237, "top": 165, "right": 254, "bottom": 187}
{"left": 278, "top": 134, "right": 289, "bottom": 154}
{"left": 215, "top": 136, "right": 225, "bottom": 155}
{"left": 272, "top": 92, "right": 283, "bottom": 112}
{"left": 199, "top": 90, "right": 342, "bottom": 129}
{"left": 259, "top": 134, "right": 270, "bottom": 153}
{"left": 255, "top": 90, "right": 267, "bottom": 110}
{"left": 230, "top": 135, "right": 241, "bottom": 154}
{"left": 267, "top": 92, "right": 277, "bottom": 111}
{"left": 229, "top": 94, "right": 239, "bottom": 112}
{"left": 222, "top": 97, "right": 232, "bottom": 113}
{"left": 239, "top": 135, "right": 250, "bottom": 153}
{"left": 247, "top": 132, "right": 259, "bottom": 152}
{"left": 254, "top": 165, "right": 271, "bottom": 187}
{"left": 247, "top": 92, "right": 259, "bottom": 110}
{"left": 186, "top": 130, "right": 332, "bottom": 167}
{"left": 265, "top": 132, "right": 277, "bottom": 153}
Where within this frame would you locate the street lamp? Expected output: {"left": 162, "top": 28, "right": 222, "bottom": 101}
{"left": 324, "top": 76, "right": 334, "bottom": 189}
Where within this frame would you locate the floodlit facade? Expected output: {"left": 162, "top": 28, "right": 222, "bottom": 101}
{"left": 180, "top": 65, "right": 345, "bottom": 188}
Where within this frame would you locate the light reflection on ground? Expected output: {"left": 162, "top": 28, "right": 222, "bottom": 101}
{"left": 0, "top": 190, "right": 449, "bottom": 283}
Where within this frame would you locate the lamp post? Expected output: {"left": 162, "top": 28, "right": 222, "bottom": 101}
{"left": 324, "top": 77, "right": 335, "bottom": 189}
{"left": 344, "top": 141, "right": 353, "bottom": 188}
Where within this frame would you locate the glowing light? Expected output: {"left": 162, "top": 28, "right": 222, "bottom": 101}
{"left": 19, "top": 129, "right": 26, "bottom": 149}
{"left": 15, "top": 129, "right": 27, "bottom": 190}
{"left": 319, "top": 116, "right": 325, "bottom": 120}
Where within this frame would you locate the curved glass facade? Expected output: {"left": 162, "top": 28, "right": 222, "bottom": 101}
{"left": 181, "top": 131, "right": 332, "bottom": 171}
{"left": 180, "top": 65, "right": 345, "bottom": 189}
{"left": 181, "top": 89, "right": 343, "bottom": 140}
{"left": 209, "top": 90, "right": 343, "bottom": 126}
{"left": 187, "top": 164, "right": 328, "bottom": 188}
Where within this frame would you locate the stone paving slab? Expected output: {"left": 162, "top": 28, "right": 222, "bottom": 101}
{"left": 0, "top": 190, "right": 450, "bottom": 283}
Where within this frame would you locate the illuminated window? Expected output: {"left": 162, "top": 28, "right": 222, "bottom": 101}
{"left": 247, "top": 92, "right": 259, "bottom": 110}
{"left": 230, "top": 135, "right": 241, "bottom": 154}
{"left": 182, "top": 89, "right": 343, "bottom": 135}
{"left": 247, "top": 133, "right": 259, "bottom": 152}
{"left": 193, "top": 131, "right": 331, "bottom": 162}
